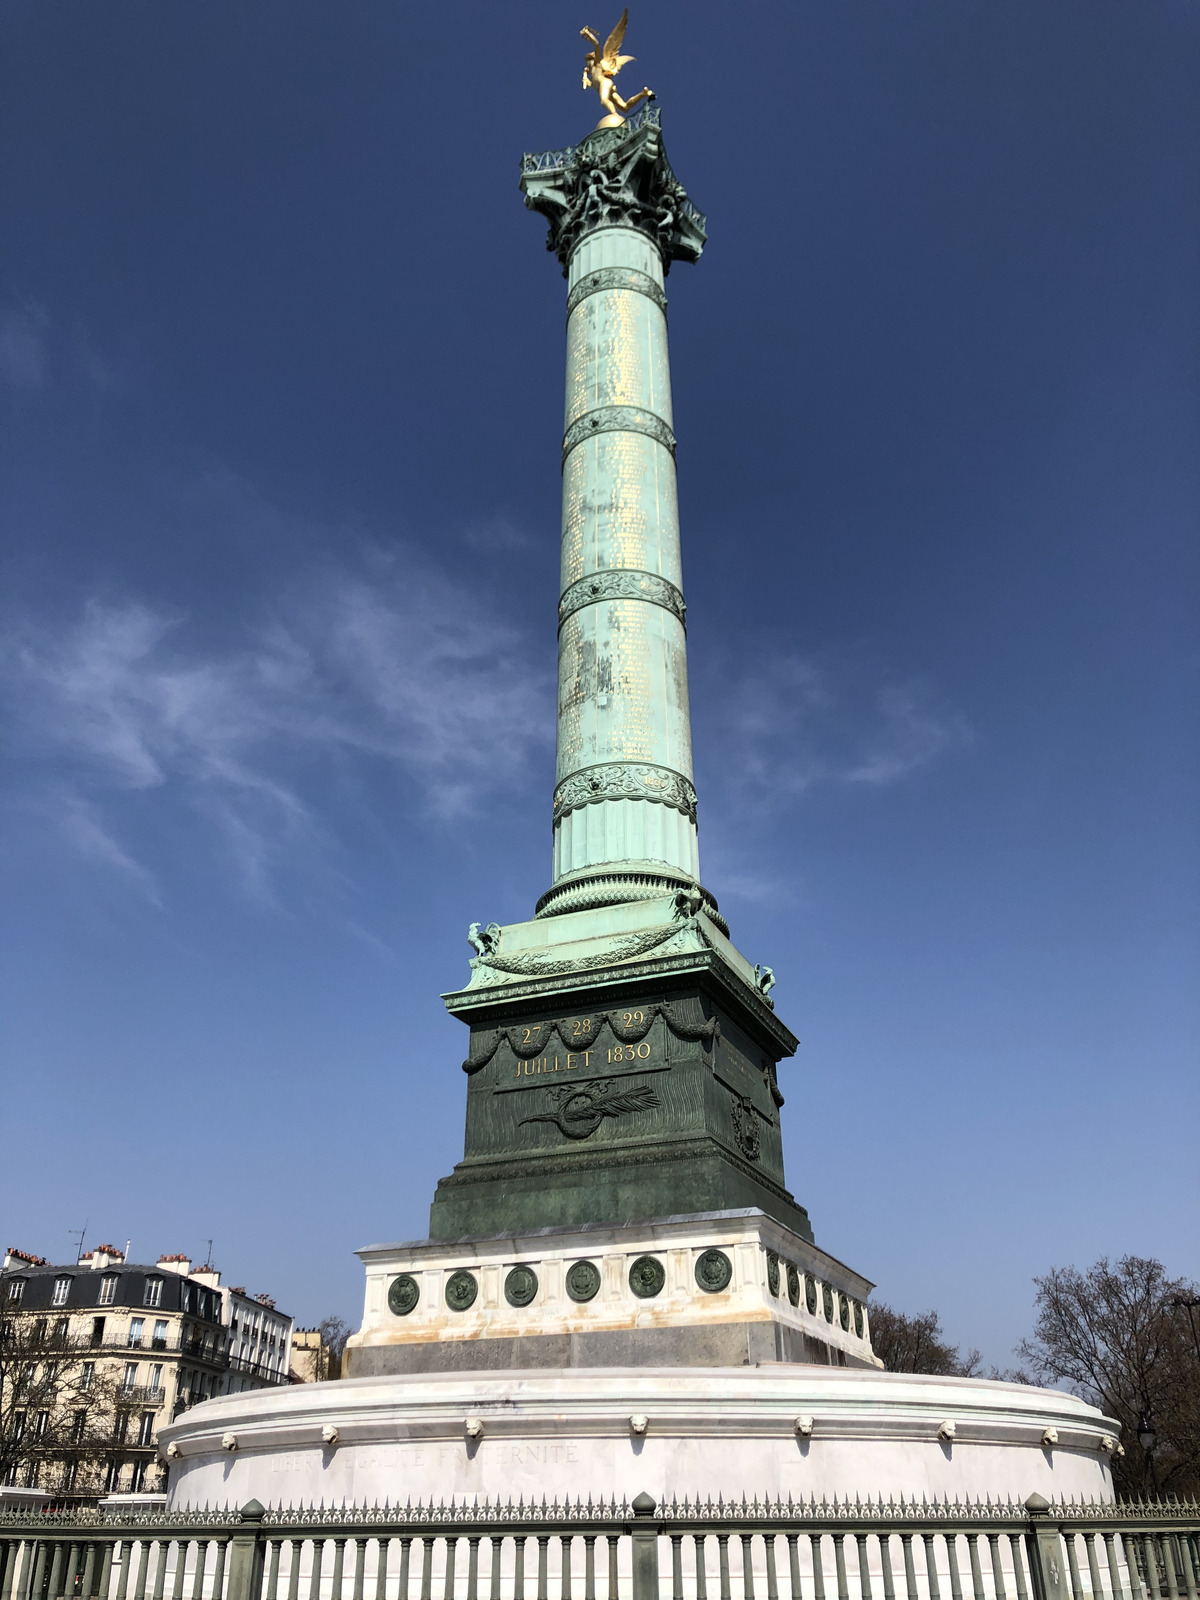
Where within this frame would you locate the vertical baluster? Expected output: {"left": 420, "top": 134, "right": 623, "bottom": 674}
{"left": 717, "top": 1537, "right": 731, "bottom": 1600}
{"left": 513, "top": 1539, "right": 526, "bottom": 1600}
{"left": 187, "top": 1541, "right": 207, "bottom": 1600}
{"left": 742, "top": 1537, "right": 756, "bottom": 1600}
{"left": 68, "top": 1545, "right": 85, "bottom": 1600}
{"left": 310, "top": 1540, "right": 326, "bottom": 1600}
{"left": 1103, "top": 1537, "right": 1125, "bottom": 1600}
{"left": 694, "top": 1537, "right": 707, "bottom": 1600}
{"left": 418, "top": 1541, "right": 433, "bottom": 1600}
{"left": 149, "top": 1543, "right": 168, "bottom": 1600}
{"left": 924, "top": 1536, "right": 941, "bottom": 1600}
{"left": 1085, "top": 1536, "right": 1105, "bottom": 1600}
{"left": 99, "top": 1543, "right": 116, "bottom": 1600}
{"left": 987, "top": 1537, "right": 1006, "bottom": 1600}
{"left": 1065, "top": 1533, "right": 1084, "bottom": 1600}
{"left": 583, "top": 1540, "right": 595, "bottom": 1600}
{"left": 901, "top": 1538, "right": 919, "bottom": 1600}
{"left": 858, "top": 1538, "right": 872, "bottom": 1600}
{"left": 565, "top": 1536, "right": 576, "bottom": 1600}
{"left": 605, "top": 1539, "right": 617, "bottom": 1600}
{"left": 132, "top": 1543, "right": 153, "bottom": 1600}
{"left": 833, "top": 1537, "right": 848, "bottom": 1600}
{"left": 114, "top": 1543, "right": 133, "bottom": 1600}
{"left": 1008, "top": 1536, "right": 1029, "bottom": 1600}
{"left": 535, "top": 1538, "right": 547, "bottom": 1600}
{"left": 671, "top": 1538, "right": 683, "bottom": 1600}
{"left": 397, "top": 1541, "right": 412, "bottom": 1600}
{"left": 212, "top": 1542, "right": 228, "bottom": 1600}
{"left": 1141, "top": 1540, "right": 1160, "bottom": 1600}
{"left": 967, "top": 1538, "right": 985, "bottom": 1600}
{"left": 879, "top": 1538, "right": 896, "bottom": 1600}
{"left": 264, "top": 1543, "right": 281, "bottom": 1600}
{"left": 331, "top": 1541, "right": 347, "bottom": 1600}
{"left": 4, "top": 1544, "right": 25, "bottom": 1600}
{"left": 47, "top": 1543, "right": 67, "bottom": 1600}
{"left": 786, "top": 1537, "right": 802, "bottom": 1600}
{"left": 286, "top": 1544, "right": 303, "bottom": 1600}
{"left": 81, "top": 1542, "right": 101, "bottom": 1600}
{"left": 1175, "top": 1536, "right": 1198, "bottom": 1600}
{"left": 28, "top": 1545, "right": 48, "bottom": 1600}
{"left": 809, "top": 1538, "right": 826, "bottom": 1600}
{"left": 169, "top": 1542, "right": 188, "bottom": 1600}
{"left": 1161, "top": 1538, "right": 1181, "bottom": 1600}
{"left": 765, "top": 1536, "right": 779, "bottom": 1600}
{"left": 490, "top": 1542, "right": 502, "bottom": 1600}
{"left": 466, "top": 1541, "right": 479, "bottom": 1600}
{"left": 444, "top": 1538, "right": 457, "bottom": 1600}
{"left": 352, "top": 1542, "right": 366, "bottom": 1600}
{"left": 376, "top": 1542, "right": 391, "bottom": 1600}
{"left": 945, "top": 1538, "right": 962, "bottom": 1600}
{"left": 1120, "top": 1538, "right": 1144, "bottom": 1600}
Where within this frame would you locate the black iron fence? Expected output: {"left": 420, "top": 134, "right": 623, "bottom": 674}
{"left": 0, "top": 1494, "right": 1196, "bottom": 1600}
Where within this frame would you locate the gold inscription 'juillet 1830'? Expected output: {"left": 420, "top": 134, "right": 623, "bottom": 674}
{"left": 514, "top": 1052, "right": 592, "bottom": 1078}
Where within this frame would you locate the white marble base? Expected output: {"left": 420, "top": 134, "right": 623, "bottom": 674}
{"left": 348, "top": 1211, "right": 876, "bottom": 1372}
{"left": 162, "top": 1366, "right": 1118, "bottom": 1510}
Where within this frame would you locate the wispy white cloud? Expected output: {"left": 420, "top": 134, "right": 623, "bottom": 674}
{"left": 704, "top": 652, "right": 970, "bottom": 809}
{"left": 6, "top": 548, "right": 553, "bottom": 903}
{"left": 0, "top": 301, "right": 49, "bottom": 389}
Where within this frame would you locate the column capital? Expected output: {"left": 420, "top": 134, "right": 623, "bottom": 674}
{"left": 520, "top": 106, "right": 706, "bottom": 276}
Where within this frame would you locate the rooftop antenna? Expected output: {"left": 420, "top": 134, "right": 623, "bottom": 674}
{"left": 202, "top": 1239, "right": 213, "bottom": 1269}
{"left": 69, "top": 1221, "right": 89, "bottom": 1263}
{"left": 125, "top": 1240, "right": 131, "bottom": 1263}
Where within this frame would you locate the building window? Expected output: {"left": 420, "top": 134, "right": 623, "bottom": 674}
{"left": 62, "top": 1461, "right": 77, "bottom": 1491}
{"left": 143, "top": 1278, "right": 163, "bottom": 1308}
{"left": 98, "top": 1276, "right": 117, "bottom": 1307}
{"left": 91, "top": 1317, "right": 105, "bottom": 1345}
{"left": 32, "top": 1319, "right": 46, "bottom": 1344}
{"left": 35, "top": 1411, "right": 49, "bottom": 1438}
{"left": 130, "top": 1459, "right": 148, "bottom": 1491}
{"left": 52, "top": 1277, "right": 71, "bottom": 1307}
{"left": 103, "top": 1460, "right": 121, "bottom": 1492}
{"left": 11, "top": 1411, "right": 25, "bottom": 1440}
{"left": 114, "top": 1412, "right": 130, "bottom": 1444}
{"left": 149, "top": 1364, "right": 163, "bottom": 1392}
{"left": 6, "top": 1280, "right": 24, "bottom": 1304}
{"left": 127, "top": 1318, "right": 144, "bottom": 1348}
{"left": 123, "top": 1363, "right": 138, "bottom": 1391}
{"left": 182, "top": 1286, "right": 193, "bottom": 1314}
{"left": 152, "top": 1319, "right": 168, "bottom": 1350}
{"left": 138, "top": 1413, "right": 154, "bottom": 1446}
{"left": 54, "top": 1318, "right": 69, "bottom": 1343}
{"left": 80, "top": 1363, "right": 95, "bottom": 1391}
{"left": 1, "top": 1463, "right": 17, "bottom": 1486}
{"left": 71, "top": 1411, "right": 86, "bottom": 1442}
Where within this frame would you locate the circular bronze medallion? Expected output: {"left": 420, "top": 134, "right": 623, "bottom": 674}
{"left": 766, "top": 1251, "right": 780, "bottom": 1297}
{"left": 445, "top": 1270, "right": 478, "bottom": 1312}
{"left": 504, "top": 1265, "right": 538, "bottom": 1308}
{"left": 786, "top": 1263, "right": 800, "bottom": 1306}
{"left": 387, "top": 1274, "right": 419, "bottom": 1317}
{"left": 823, "top": 1283, "right": 834, "bottom": 1322}
{"left": 694, "top": 1249, "right": 732, "bottom": 1293}
{"left": 629, "top": 1255, "right": 665, "bottom": 1299}
{"left": 854, "top": 1301, "right": 864, "bottom": 1338}
{"left": 839, "top": 1293, "right": 850, "bottom": 1330}
{"left": 566, "top": 1260, "right": 601, "bottom": 1302}
{"left": 805, "top": 1275, "right": 818, "bottom": 1315}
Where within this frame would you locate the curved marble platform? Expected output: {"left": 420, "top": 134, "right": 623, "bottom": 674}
{"left": 162, "top": 1366, "right": 1118, "bottom": 1509}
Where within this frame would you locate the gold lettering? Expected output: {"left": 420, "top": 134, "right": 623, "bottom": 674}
{"left": 637, "top": 1041, "right": 650, "bottom": 1058}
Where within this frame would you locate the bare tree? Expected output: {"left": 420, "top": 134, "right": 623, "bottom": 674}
{"left": 1018, "top": 1256, "right": 1200, "bottom": 1499}
{"left": 314, "top": 1317, "right": 351, "bottom": 1382}
{"left": 0, "top": 1316, "right": 123, "bottom": 1494}
{"left": 870, "top": 1303, "right": 982, "bottom": 1377}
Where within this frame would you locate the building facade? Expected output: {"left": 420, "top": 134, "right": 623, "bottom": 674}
{"left": 0, "top": 1246, "right": 292, "bottom": 1499}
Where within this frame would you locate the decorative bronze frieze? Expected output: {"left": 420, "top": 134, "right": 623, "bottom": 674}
{"left": 552, "top": 761, "right": 697, "bottom": 824}
{"left": 558, "top": 567, "right": 686, "bottom": 631}
{"left": 562, "top": 404, "right": 677, "bottom": 466}
{"left": 566, "top": 265, "right": 667, "bottom": 320}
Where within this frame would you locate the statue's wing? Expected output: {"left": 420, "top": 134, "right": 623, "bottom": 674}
{"left": 601, "top": 8, "right": 629, "bottom": 69}
{"left": 613, "top": 54, "right": 636, "bottom": 72}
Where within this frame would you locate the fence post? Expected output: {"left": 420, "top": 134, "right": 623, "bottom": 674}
{"left": 1024, "top": 1495, "right": 1070, "bottom": 1600}
{"left": 631, "top": 1493, "right": 660, "bottom": 1600}
{"left": 226, "top": 1502, "right": 267, "bottom": 1600}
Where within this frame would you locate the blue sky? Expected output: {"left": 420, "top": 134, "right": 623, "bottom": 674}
{"left": 1, "top": 0, "right": 1196, "bottom": 1366}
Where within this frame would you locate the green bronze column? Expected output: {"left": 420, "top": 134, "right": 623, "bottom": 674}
{"left": 521, "top": 109, "right": 720, "bottom": 926}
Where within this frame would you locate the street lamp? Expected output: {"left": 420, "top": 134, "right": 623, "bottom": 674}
{"left": 1137, "top": 1414, "right": 1156, "bottom": 1453}
{"left": 1171, "top": 1296, "right": 1200, "bottom": 1362}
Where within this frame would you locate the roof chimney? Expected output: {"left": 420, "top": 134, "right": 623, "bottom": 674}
{"left": 4, "top": 1248, "right": 49, "bottom": 1270}
{"left": 157, "top": 1254, "right": 192, "bottom": 1277}
{"left": 82, "top": 1245, "right": 125, "bottom": 1270}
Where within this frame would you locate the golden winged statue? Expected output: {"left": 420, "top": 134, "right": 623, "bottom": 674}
{"left": 580, "top": 9, "right": 656, "bottom": 130}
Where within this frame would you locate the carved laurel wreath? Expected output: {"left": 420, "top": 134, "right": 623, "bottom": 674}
{"left": 463, "top": 1001, "right": 719, "bottom": 1075}
{"left": 552, "top": 762, "right": 698, "bottom": 825}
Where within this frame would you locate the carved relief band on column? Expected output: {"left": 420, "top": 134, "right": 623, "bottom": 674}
{"left": 565, "top": 266, "right": 668, "bottom": 321}
{"left": 561, "top": 405, "right": 677, "bottom": 466}
{"left": 552, "top": 762, "right": 698, "bottom": 825}
{"left": 558, "top": 569, "right": 686, "bottom": 632}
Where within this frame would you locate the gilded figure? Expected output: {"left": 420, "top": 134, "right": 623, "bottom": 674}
{"left": 581, "top": 9, "right": 655, "bottom": 129}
